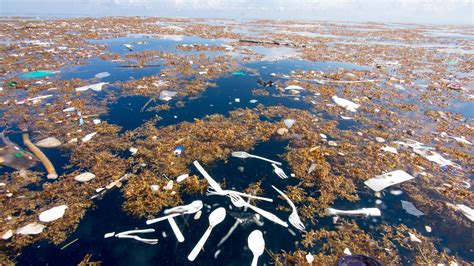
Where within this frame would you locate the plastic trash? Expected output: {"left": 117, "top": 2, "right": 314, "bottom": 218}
{"left": 337, "top": 255, "right": 382, "bottom": 266}
{"left": 283, "top": 118, "right": 296, "bottom": 129}
{"left": 94, "top": 72, "right": 110, "bottom": 79}
{"left": 35, "top": 137, "right": 61, "bottom": 148}
{"left": 173, "top": 146, "right": 184, "bottom": 156}
{"left": 188, "top": 207, "right": 226, "bottom": 261}
{"left": 16, "top": 223, "right": 46, "bottom": 235}
{"left": 74, "top": 172, "right": 96, "bottom": 182}
{"left": 1, "top": 229, "right": 13, "bottom": 240}
{"left": 325, "top": 207, "right": 381, "bottom": 217}
{"left": 0, "top": 131, "right": 38, "bottom": 170}
{"left": 284, "top": 85, "right": 304, "bottom": 91}
{"left": 231, "top": 71, "right": 246, "bottom": 76}
{"left": 123, "top": 44, "right": 133, "bottom": 51}
{"left": 257, "top": 78, "right": 273, "bottom": 87}
{"left": 20, "top": 70, "right": 58, "bottom": 79}
{"left": 401, "top": 200, "right": 424, "bottom": 217}
{"left": 381, "top": 146, "right": 398, "bottom": 154}
{"left": 81, "top": 132, "right": 97, "bottom": 142}
{"left": 248, "top": 230, "right": 265, "bottom": 266}
{"left": 75, "top": 82, "right": 109, "bottom": 92}
{"left": 159, "top": 90, "right": 178, "bottom": 101}
{"left": 332, "top": 95, "right": 360, "bottom": 112}
{"left": 364, "top": 170, "right": 415, "bottom": 192}
{"left": 456, "top": 204, "right": 474, "bottom": 222}
{"left": 409, "top": 232, "right": 422, "bottom": 243}
{"left": 39, "top": 205, "right": 68, "bottom": 222}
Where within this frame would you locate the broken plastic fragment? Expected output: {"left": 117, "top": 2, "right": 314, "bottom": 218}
{"left": 306, "top": 253, "right": 314, "bottom": 263}
{"left": 325, "top": 207, "right": 381, "bottom": 217}
{"left": 129, "top": 147, "right": 138, "bottom": 155}
{"left": 75, "top": 82, "right": 109, "bottom": 92}
{"left": 1, "top": 229, "right": 13, "bottom": 240}
{"left": 104, "top": 232, "right": 115, "bottom": 238}
{"left": 74, "top": 172, "right": 95, "bottom": 182}
{"left": 456, "top": 204, "right": 474, "bottom": 222}
{"left": 332, "top": 95, "right": 360, "bottom": 112}
{"left": 39, "top": 205, "right": 68, "bottom": 222}
{"left": 409, "top": 232, "right": 422, "bottom": 243}
{"left": 20, "top": 70, "right": 58, "bottom": 79}
{"left": 283, "top": 119, "right": 296, "bottom": 129}
{"left": 176, "top": 174, "right": 189, "bottom": 183}
{"left": 16, "top": 222, "right": 46, "bottom": 235}
{"left": 401, "top": 200, "right": 424, "bottom": 217}
{"left": 35, "top": 137, "right": 61, "bottom": 148}
{"left": 95, "top": 72, "right": 110, "bottom": 79}
{"left": 381, "top": 146, "right": 398, "bottom": 154}
{"left": 159, "top": 90, "right": 178, "bottom": 101}
{"left": 364, "top": 170, "right": 415, "bottom": 192}
{"left": 284, "top": 85, "right": 305, "bottom": 91}
{"left": 81, "top": 132, "right": 97, "bottom": 142}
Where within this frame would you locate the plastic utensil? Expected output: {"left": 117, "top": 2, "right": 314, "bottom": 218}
{"left": 272, "top": 185, "right": 305, "bottom": 230}
{"left": 231, "top": 151, "right": 282, "bottom": 166}
{"left": 146, "top": 200, "right": 203, "bottom": 225}
{"left": 229, "top": 193, "right": 288, "bottom": 227}
{"left": 325, "top": 207, "right": 381, "bottom": 217}
{"left": 272, "top": 164, "right": 289, "bottom": 179}
{"left": 188, "top": 207, "right": 226, "bottom": 261}
{"left": 193, "top": 160, "right": 224, "bottom": 192}
{"left": 248, "top": 230, "right": 265, "bottom": 266}
{"left": 168, "top": 217, "right": 185, "bottom": 242}
{"left": 206, "top": 188, "right": 274, "bottom": 202}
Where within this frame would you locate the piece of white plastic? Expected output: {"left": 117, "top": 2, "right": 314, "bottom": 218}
{"left": 364, "top": 170, "right": 415, "bottom": 192}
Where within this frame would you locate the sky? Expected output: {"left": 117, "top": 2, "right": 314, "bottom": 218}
{"left": 1, "top": 0, "right": 473, "bottom": 25}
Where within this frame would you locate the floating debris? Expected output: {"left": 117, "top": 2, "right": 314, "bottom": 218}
{"left": 81, "top": 132, "right": 97, "bottom": 142}
{"left": 35, "top": 137, "right": 61, "bottom": 148}
{"left": 401, "top": 200, "right": 424, "bottom": 217}
{"left": 16, "top": 223, "right": 46, "bottom": 235}
{"left": 75, "top": 82, "right": 109, "bottom": 92}
{"left": 94, "top": 72, "right": 110, "bottom": 79}
{"left": 332, "top": 95, "right": 360, "bottom": 112}
{"left": 39, "top": 205, "right": 68, "bottom": 222}
{"left": 74, "top": 172, "right": 95, "bottom": 182}
{"left": 364, "top": 170, "right": 415, "bottom": 192}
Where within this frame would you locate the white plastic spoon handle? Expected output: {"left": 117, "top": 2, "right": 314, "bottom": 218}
{"left": 116, "top": 228, "right": 155, "bottom": 236}
{"left": 249, "top": 155, "right": 282, "bottom": 166}
{"left": 193, "top": 161, "right": 224, "bottom": 192}
{"left": 245, "top": 204, "right": 288, "bottom": 227}
{"left": 188, "top": 226, "right": 213, "bottom": 261}
{"left": 168, "top": 217, "right": 185, "bottom": 242}
{"left": 146, "top": 213, "right": 180, "bottom": 225}
{"left": 251, "top": 255, "right": 259, "bottom": 266}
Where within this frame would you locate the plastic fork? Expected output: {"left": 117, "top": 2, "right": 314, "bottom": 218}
{"left": 228, "top": 193, "right": 288, "bottom": 227}
{"left": 272, "top": 164, "right": 289, "bottom": 179}
{"left": 206, "top": 187, "right": 274, "bottom": 202}
{"left": 271, "top": 185, "right": 305, "bottom": 231}
{"left": 231, "top": 151, "right": 282, "bottom": 166}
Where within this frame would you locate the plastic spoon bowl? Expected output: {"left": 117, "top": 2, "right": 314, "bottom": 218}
{"left": 188, "top": 207, "right": 226, "bottom": 261}
{"left": 248, "top": 230, "right": 265, "bottom": 266}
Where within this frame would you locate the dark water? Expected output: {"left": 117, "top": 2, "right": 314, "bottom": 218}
{"left": 11, "top": 35, "right": 473, "bottom": 265}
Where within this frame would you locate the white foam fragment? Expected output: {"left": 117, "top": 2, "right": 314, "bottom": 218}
{"left": 75, "top": 82, "right": 109, "bottom": 92}
{"left": 104, "top": 232, "right": 115, "bottom": 238}
{"left": 409, "top": 232, "right": 422, "bottom": 243}
{"left": 381, "top": 146, "right": 398, "bottom": 154}
{"left": 35, "top": 137, "right": 61, "bottom": 148}
{"left": 75, "top": 172, "right": 96, "bottom": 182}
{"left": 401, "top": 200, "right": 424, "bottom": 217}
{"left": 81, "top": 132, "right": 97, "bottom": 142}
{"left": 176, "top": 174, "right": 189, "bottom": 183}
{"left": 39, "top": 205, "right": 68, "bottom": 222}
{"left": 364, "top": 170, "right": 415, "bottom": 192}
{"left": 456, "top": 204, "right": 474, "bottom": 222}
{"left": 332, "top": 95, "right": 360, "bottom": 112}
{"left": 16, "top": 222, "right": 46, "bottom": 235}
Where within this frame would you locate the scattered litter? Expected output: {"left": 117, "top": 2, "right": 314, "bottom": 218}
{"left": 81, "top": 132, "right": 97, "bottom": 142}
{"left": 381, "top": 146, "right": 398, "bottom": 154}
{"left": 283, "top": 118, "right": 296, "bottom": 129}
{"left": 375, "top": 137, "right": 386, "bottom": 143}
{"left": 249, "top": 99, "right": 258, "bottom": 103}
{"left": 340, "top": 116, "right": 353, "bottom": 120}
{"left": 401, "top": 200, "right": 424, "bottom": 217}
{"left": 231, "top": 71, "right": 246, "bottom": 76}
{"left": 320, "top": 133, "right": 327, "bottom": 139}
{"left": 332, "top": 95, "right": 360, "bottom": 112}
{"left": 150, "top": 185, "right": 160, "bottom": 192}
{"left": 409, "top": 232, "right": 422, "bottom": 243}
{"left": 455, "top": 204, "right": 474, "bottom": 222}
{"left": 284, "top": 85, "right": 304, "bottom": 91}
{"left": 188, "top": 207, "right": 226, "bottom": 261}
{"left": 276, "top": 128, "right": 289, "bottom": 135}
{"left": 39, "top": 205, "right": 68, "bottom": 222}
{"left": 173, "top": 146, "right": 184, "bottom": 156}
{"left": 159, "top": 90, "right": 178, "bottom": 101}
{"left": 62, "top": 107, "right": 76, "bottom": 112}
{"left": 75, "top": 82, "right": 109, "bottom": 92}
{"left": 92, "top": 119, "right": 101, "bottom": 125}
{"left": 20, "top": 70, "right": 58, "bottom": 79}
{"left": 60, "top": 238, "right": 79, "bottom": 250}
{"left": 129, "top": 147, "right": 138, "bottom": 155}
{"left": 95, "top": 72, "right": 110, "bottom": 79}
{"left": 176, "top": 174, "right": 189, "bottom": 183}
{"left": 115, "top": 228, "right": 158, "bottom": 245}
{"left": 74, "top": 172, "right": 95, "bottom": 182}
{"left": 306, "top": 253, "right": 314, "bottom": 263}
{"left": 247, "top": 230, "right": 265, "bottom": 266}
{"left": 425, "top": 226, "right": 432, "bottom": 233}
{"left": 235, "top": 98, "right": 240, "bottom": 103}
{"left": 364, "top": 170, "right": 415, "bottom": 192}
{"left": 163, "top": 180, "right": 174, "bottom": 190}
{"left": 123, "top": 44, "right": 133, "bottom": 51}
{"left": 328, "top": 141, "right": 337, "bottom": 147}
{"left": 231, "top": 151, "right": 282, "bottom": 165}
{"left": 35, "top": 137, "right": 61, "bottom": 148}
{"left": 343, "top": 248, "right": 352, "bottom": 255}
{"left": 16, "top": 222, "right": 46, "bottom": 235}
{"left": 325, "top": 207, "right": 381, "bottom": 217}
{"left": 104, "top": 232, "right": 115, "bottom": 238}
{"left": 390, "top": 190, "right": 403, "bottom": 196}
{"left": 1, "top": 229, "right": 13, "bottom": 240}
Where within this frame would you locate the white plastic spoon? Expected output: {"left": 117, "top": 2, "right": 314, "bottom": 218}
{"left": 188, "top": 207, "right": 226, "bottom": 261}
{"left": 146, "top": 200, "right": 203, "bottom": 225}
{"left": 231, "top": 151, "right": 282, "bottom": 166}
{"left": 248, "top": 230, "right": 265, "bottom": 266}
